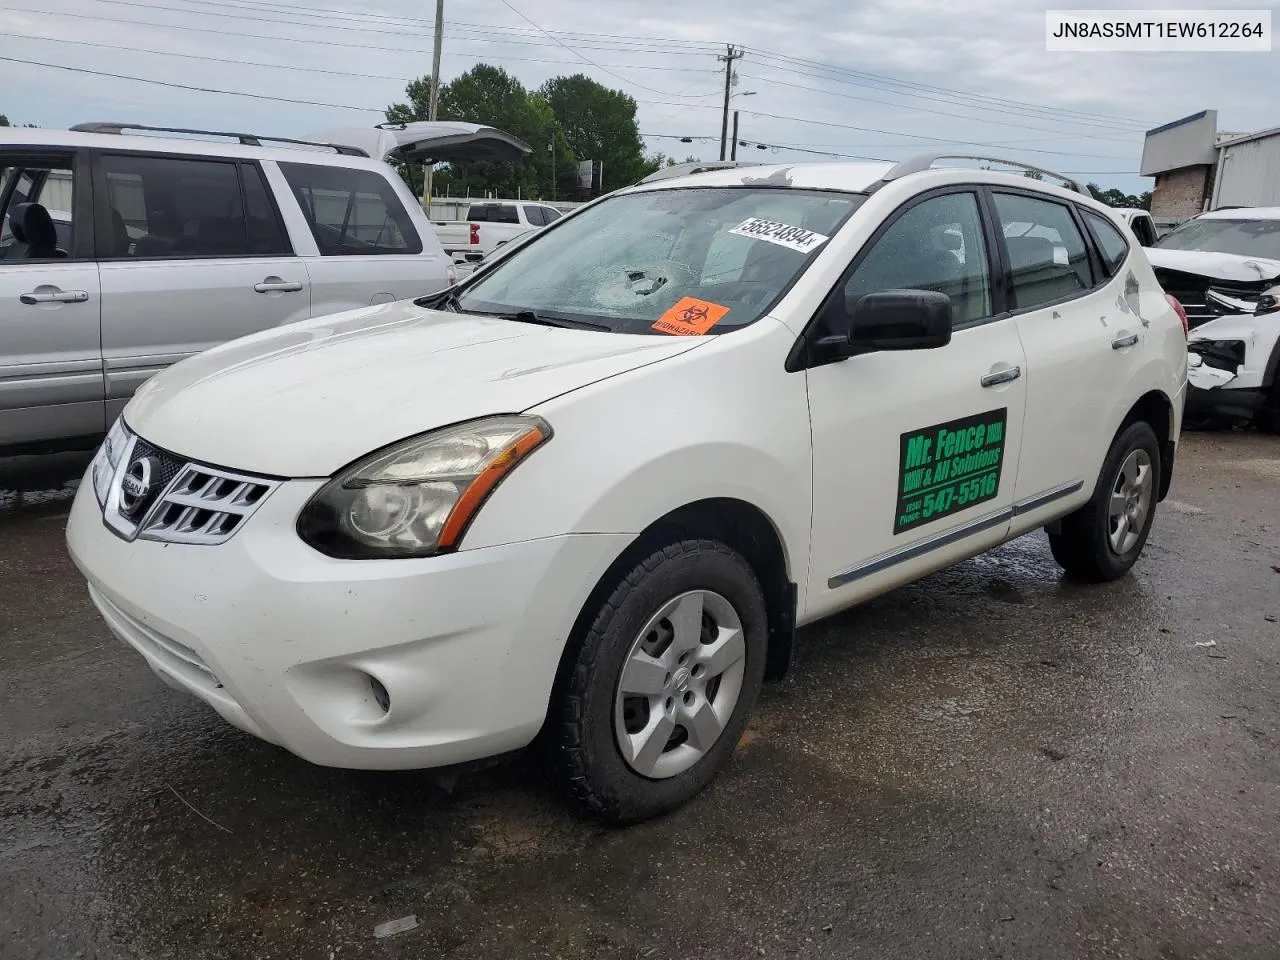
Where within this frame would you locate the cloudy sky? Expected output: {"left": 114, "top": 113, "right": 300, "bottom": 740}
{"left": 2, "top": 0, "right": 1276, "bottom": 193}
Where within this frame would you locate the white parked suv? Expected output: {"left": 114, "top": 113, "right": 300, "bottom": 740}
{"left": 0, "top": 120, "right": 528, "bottom": 455}
{"left": 67, "top": 153, "right": 1188, "bottom": 824}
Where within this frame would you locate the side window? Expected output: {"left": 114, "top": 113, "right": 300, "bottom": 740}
{"left": 278, "top": 162, "right": 423, "bottom": 256}
{"left": 0, "top": 157, "right": 82, "bottom": 262}
{"left": 993, "top": 193, "right": 1093, "bottom": 310}
{"left": 841, "top": 191, "right": 992, "bottom": 328}
{"left": 1083, "top": 210, "right": 1130, "bottom": 277}
{"left": 542, "top": 207, "right": 562, "bottom": 223}
{"left": 100, "top": 154, "right": 249, "bottom": 259}
{"left": 523, "top": 205, "right": 545, "bottom": 227}
{"left": 1135, "top": 216, "right": 1157, "bottom": 247}
{"left": 240, "top": 164, "right": 291, "bottom": 256}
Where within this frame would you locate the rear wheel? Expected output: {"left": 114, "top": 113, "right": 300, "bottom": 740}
{"left": 1048, "top": 421, "right": 1162, "bottom": 582}
{"left": 546, "top": 538, "right": 767, "bottom": 825}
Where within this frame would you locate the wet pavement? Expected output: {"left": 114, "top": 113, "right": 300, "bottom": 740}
{"left": 2, "top": 432, "right": 1278, "bottom": 960}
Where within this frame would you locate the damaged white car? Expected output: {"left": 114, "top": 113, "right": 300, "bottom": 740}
{"left": 1146, "top": 207, "right": 1280, "bottom": 430}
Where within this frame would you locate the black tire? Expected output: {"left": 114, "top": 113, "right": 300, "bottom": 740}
{"left": 546, "top": 538, "right": 768, "bottom": 825}
{"left": 1258, "top": 380, "right": 1280, "bottom": 434}
{"left": 1048, "top": 420, "right": 1162, "bottom": 582}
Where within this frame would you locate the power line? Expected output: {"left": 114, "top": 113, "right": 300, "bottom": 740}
{"left": 490, "top": 0, "right": 705, "bottom": 98}
{"left": 8, "top": 30, "right": 719, "bottom": 81}
{"left": 0, "top": 55, "right": 383, "bottom": 111}
{"left": 732, "top": 108, "right": 1139, "bottom": 162}
{"left": 746, "top": 48, "right": 1157, "bottom": 127}
{"left": 742, "top": 57, "right": 1143, "bottom": 134}
{"left": 736, "top": 68, "right": 1143, "bottom": 139}
{"left": 148, "top": 0, "right": 720, "bottom": 51}
{"left": 0, "top": 6, "right": 712, "bottom": 70}
{"left": 4, "top": 2, "right": 713, "bottom": 59}
{"left": 0, "top": 52, "right": 720, "bottom": 117}
{"left": 732, "top": 72, "right": 1140, "bottom": 153}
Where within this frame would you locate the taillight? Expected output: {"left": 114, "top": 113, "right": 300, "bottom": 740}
{"left": 469, "top": 223, "right": 480, "bottom": 245}
{"left": 1165, "top": 293, "right": 1189, "bottom": 336}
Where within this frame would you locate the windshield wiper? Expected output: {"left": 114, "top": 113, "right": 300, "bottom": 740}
{"left": 492, "top": 310, "right": 611, "bottom": 331}
{"left": 415, "top": 288, "right": 461, "bottom": 311}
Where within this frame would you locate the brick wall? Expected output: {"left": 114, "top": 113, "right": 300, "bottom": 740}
{"left": 1150, "top": 165, "right": 1213, "bottom": 220}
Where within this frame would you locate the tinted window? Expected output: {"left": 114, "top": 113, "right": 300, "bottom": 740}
{"left": 457, "top": 187, "right": 860, "bottom": 336}
{"left": 842, "top": 191, "right": 992, "bottom": 327}
{"left": 1084, "top": 211, "right": 1129, "bottom": 276}
{"left": 241, "top": 164, "right": 290, "bottom": 256}
{"left": 1133, "top": 215, "right": 1157, "bottom": 247}
{"left": 542, "top": 207, "right": 562, "bottom": 222}
{"left": 0, "top": 158, "right": 81, "bottom": 261}
{"left": 469, "top": 203, "right": 519, "bottom": 224}
{"left": 100, "top": 155, "right": 255, "bottom": 259}
{"left": 523, "top": 205, "right": 545, "bottom": 227}
{"left": 993, "top": 193, "right": 1093, "bottom": 310}
{"left": 280, "top": 162, "right": 422, "bottom": 256}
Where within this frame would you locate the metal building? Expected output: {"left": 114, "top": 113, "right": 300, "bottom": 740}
{"left": 1212, "top": 127, "right": 1280, "bottom": 209}
{"left": 1142, "top": 110, "right": 1280, "bottom": 219}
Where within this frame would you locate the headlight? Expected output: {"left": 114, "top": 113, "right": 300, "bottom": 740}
{"left": 91, "top": 417, "right": 131, "bottom": 507}
{"left": 296, "top": 415, "right": 551, "bottom": 559}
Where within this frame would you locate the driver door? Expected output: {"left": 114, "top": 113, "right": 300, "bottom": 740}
{"left": 803, "top": 188, "right": 1029, "bottom": 620}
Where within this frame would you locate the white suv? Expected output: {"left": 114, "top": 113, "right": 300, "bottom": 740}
{"left": 0, "top": 121, "right": 528, "bottom": 455}
{"left": 66, "top": 154, "right": 1188, "bottom": 824}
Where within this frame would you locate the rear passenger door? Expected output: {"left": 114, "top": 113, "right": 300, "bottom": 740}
{"left": 274, "top": 161, "right": 450, "bottom": 312}
{"left": 94, "top": 152, "right": 309, "bottom": 421}
{"left": 993, "top": 190, "right": 1138, "bottom": 529}
{"left": 0, "top": 149, "right": 103, "bottom": 450}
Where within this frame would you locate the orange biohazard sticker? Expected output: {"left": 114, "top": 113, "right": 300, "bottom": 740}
{"left": 651, "top": 297, "right": 731, "bottom": 336}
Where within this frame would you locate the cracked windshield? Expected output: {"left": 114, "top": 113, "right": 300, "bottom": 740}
{"left": 455, "top": 187, "right": 861, "bottom": 335}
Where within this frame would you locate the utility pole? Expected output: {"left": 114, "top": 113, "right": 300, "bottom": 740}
{"left": 718, "top": 43, "right": 744, "bottom": 161}
{"left": 730, "top": 111, "right": 739, "bottom": 161}
{"left": 422, "top": 0, "right": 444, "bottom": 212}
{"left": 549, "top": 138, "right": 556, "bottom": 201}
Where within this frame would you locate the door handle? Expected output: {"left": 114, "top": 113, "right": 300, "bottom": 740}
{"left": 20, "top": 290, "right": 89, "bottom": 305}
{"left": 981, "top": 365, "right": 1021, "bottom": 387}
{"left": 254, "top": 279, "right": 304, "bottom": 293}
{"left": 1112, "top": 333, "right": 1139, "bottom": 349}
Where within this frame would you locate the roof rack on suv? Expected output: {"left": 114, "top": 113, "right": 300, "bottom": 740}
{"left": 875, "top": 152, "right": 1087, "bottom": 196}
{"left": 636, "top": 160, "right": 763, "bottom": 184}
{"left": 69, "top": 122, "right": 370, "bottom": 157}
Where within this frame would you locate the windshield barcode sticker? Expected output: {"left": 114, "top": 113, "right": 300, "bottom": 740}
{"left": 729, "top": 218, "right": 829, "bottom": 253}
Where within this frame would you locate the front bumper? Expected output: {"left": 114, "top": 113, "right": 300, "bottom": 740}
{"left": 66, "top": 470, "right": 632, "bottom": 770}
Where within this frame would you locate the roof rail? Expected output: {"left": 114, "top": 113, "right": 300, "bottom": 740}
{"left": 636, "top": 160, "right": 762, "bottom": 185}
{"left": 69, "top": 122, "right": 369, "bottom": 157}
{"left": 874, "top": 152, "right": 1088, "bottom": 195}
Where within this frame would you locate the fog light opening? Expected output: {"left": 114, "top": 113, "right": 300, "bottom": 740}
{"left": 369, "top": 675, "right": 391, "bottom": 715}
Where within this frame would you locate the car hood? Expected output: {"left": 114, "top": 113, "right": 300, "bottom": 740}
{"left": 124, "top": 302, "right": 704, "bottom": 477}
{"left": 1146, "top": 247, "right": 1280, "bottom": 283}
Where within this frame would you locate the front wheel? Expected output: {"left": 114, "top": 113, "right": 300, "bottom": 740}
{"left": 546, "top": 539, "right": 767, "bottom": 825}
{"left": 1048, "top": 421, "right": 1162, "bottom": 582}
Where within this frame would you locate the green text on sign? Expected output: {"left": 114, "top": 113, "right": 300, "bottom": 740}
{"left": 894, "top": 408, "right": 1008, "bottom": 534}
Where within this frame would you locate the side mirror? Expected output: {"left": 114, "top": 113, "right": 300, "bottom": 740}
{"left": 846, "top": 289, "right": 952, "bottom": 352}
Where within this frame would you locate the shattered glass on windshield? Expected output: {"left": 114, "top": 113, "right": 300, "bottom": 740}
{"left": 455, "top": 187, "right": 862, "bottom": 336}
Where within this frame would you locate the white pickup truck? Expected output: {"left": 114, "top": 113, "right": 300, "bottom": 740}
{"left": 433, "top": 201, "right": 564, "bottom": 266}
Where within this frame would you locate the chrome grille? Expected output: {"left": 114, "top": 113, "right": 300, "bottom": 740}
{"left": 137, "top": 463, "right": 277, "bottom": 545}
{"left": 102, "top": 427, "right": 280, "bottom": 545}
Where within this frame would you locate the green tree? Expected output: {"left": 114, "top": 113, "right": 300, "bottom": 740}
{"left": 1086, "top": 182, "right": 1150, "bottom": 210}
{"left": 386, "top": 64, "right": 570, "bottom": 200}
{"left": 539, "top": 74, "right": 653, "bottom": 191}
{"left": 0, "top": 115, "right": 8, "bottom": 127}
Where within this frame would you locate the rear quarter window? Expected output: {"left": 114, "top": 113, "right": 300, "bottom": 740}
{"left": 1083, "top": 210, "right": 1130, "bottom": 277}
{"left": 279, "top": 162, "right": 422, "bottom": 256}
